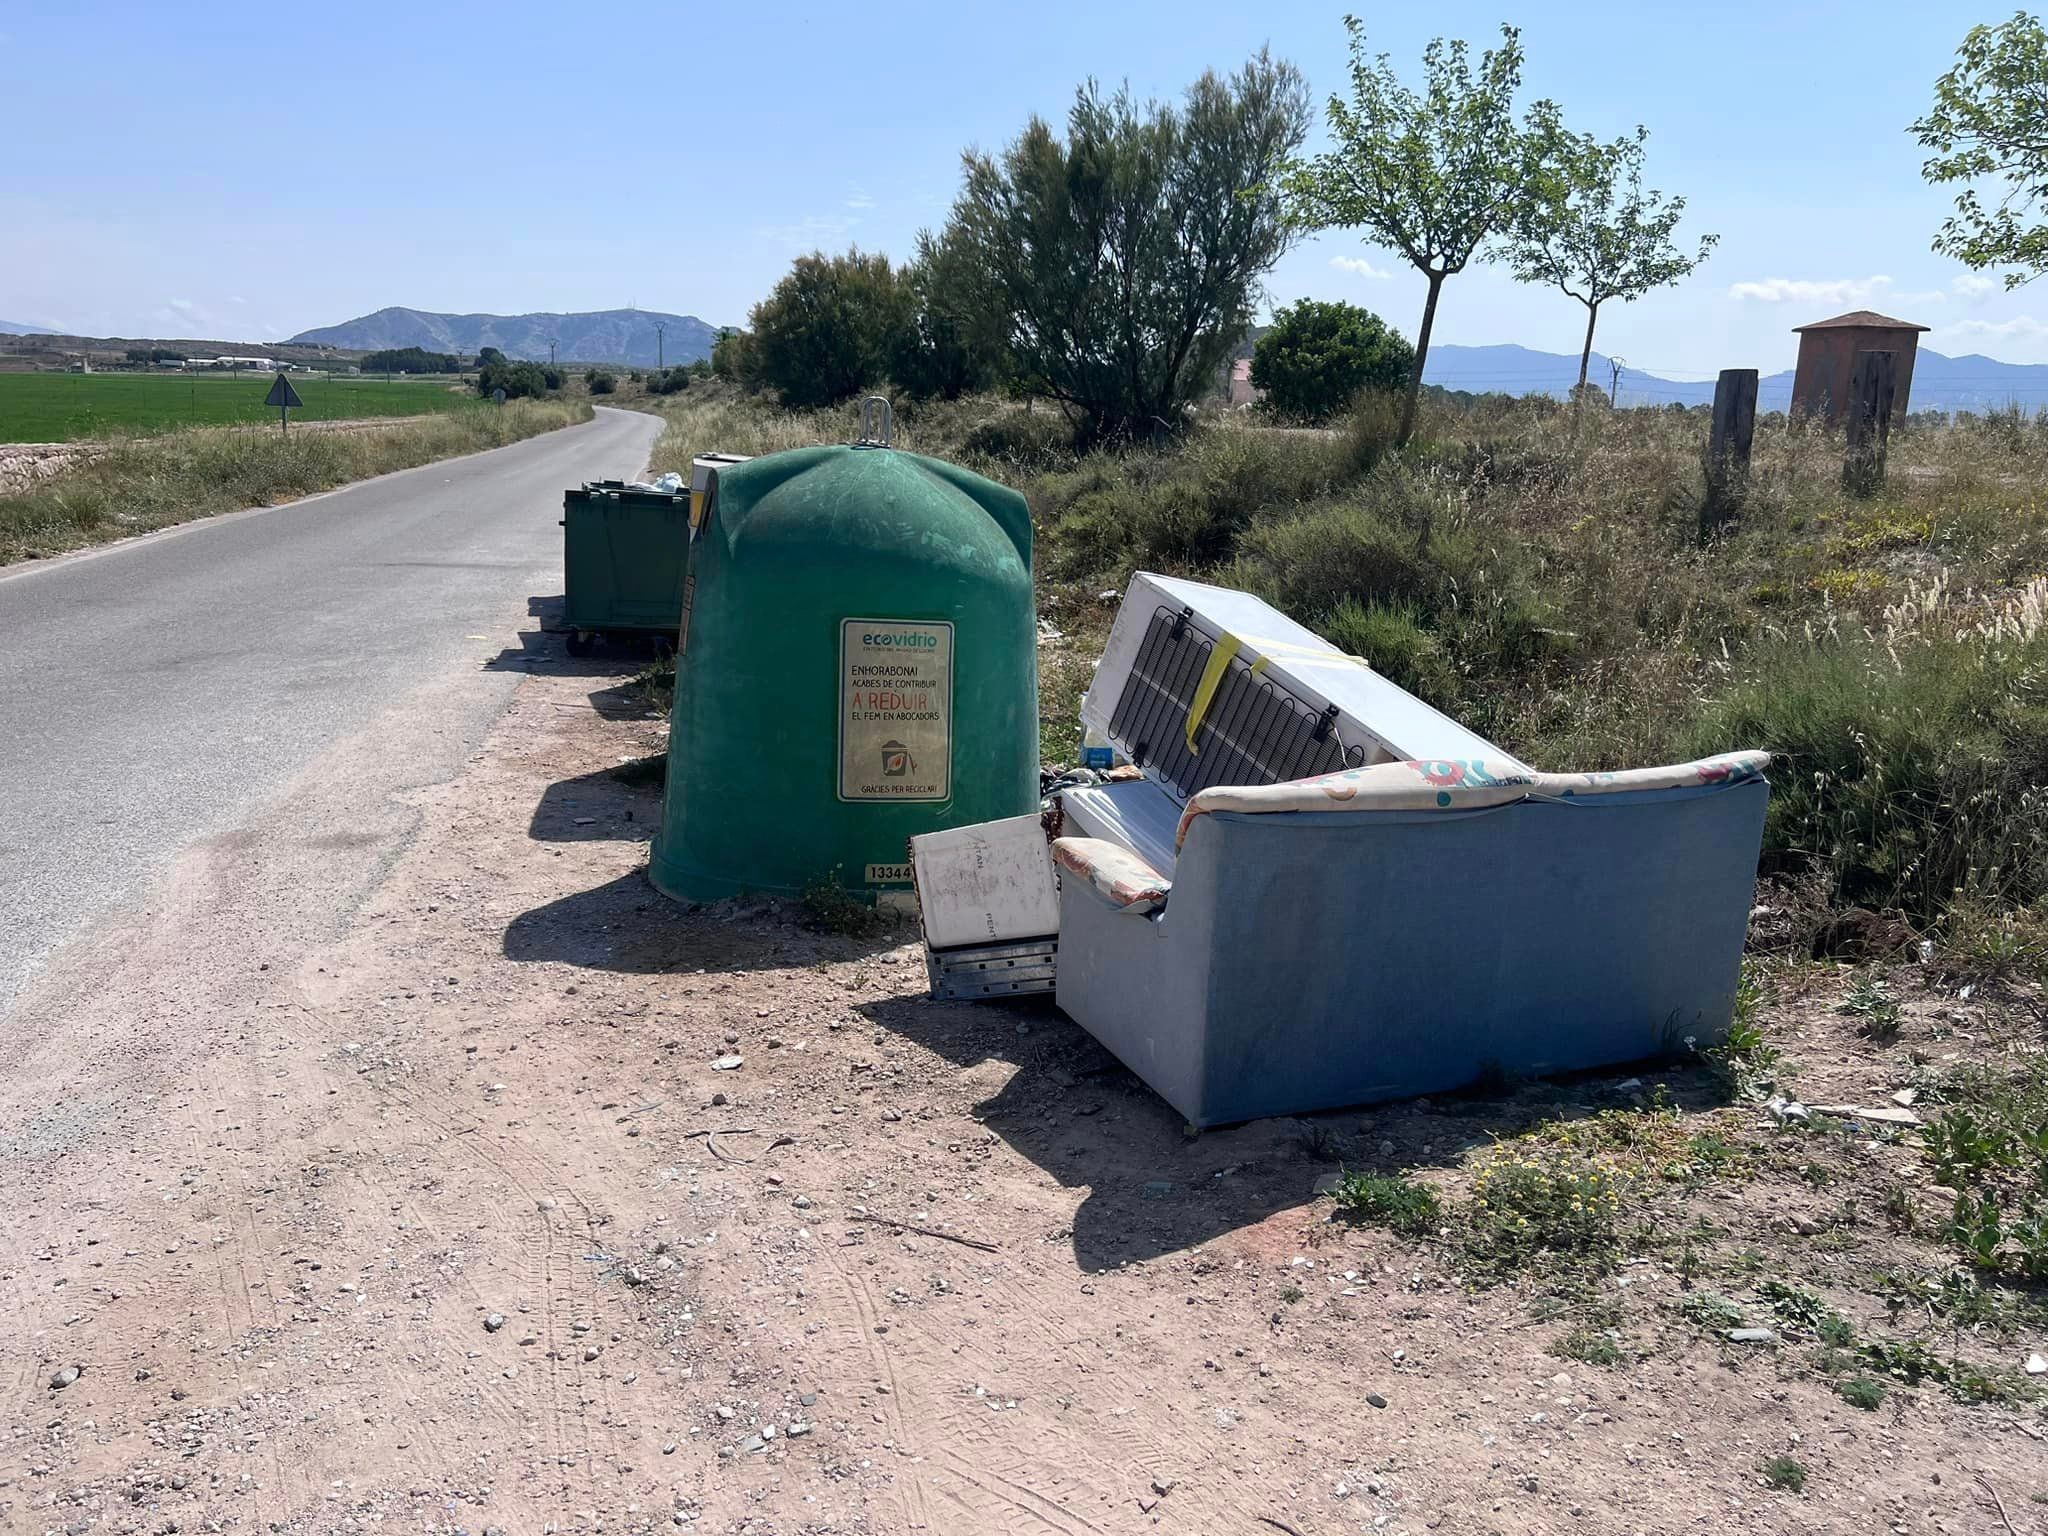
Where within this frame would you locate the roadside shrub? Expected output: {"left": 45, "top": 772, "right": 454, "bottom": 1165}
{"left": 1252, "top": 299, "right": 1414, "bottom": 423}
{"left": 1330, "top": 1172, "right": 1440, "bottom": 1237}
{"left": 750, "top": 248, "right": 910, "bottom": 408}
{"left": 1677, "top": 1290, "right": 1746, "bottom": 1331}
{"left": 1760, "top": 1456, "right": 1806, "bottom": 1493}
{"left": 476, "top": 359, "right": 553, "bottom": 399}
{"left": 801, "top": 869, "right": 889, "bottom": 937}
{"left": 1549, "top": 1327, "right": 1626, "bottom": 1366}
{"left": 1321, "top": 601, "right": 1452, "bottom": 698}
{"left": 960, "top": 406, "right": 1077, "bottom": 473}
{"left": 1460, "top": 1145, "right": 1626, "bottom": 1283}
{"left": 1689, "top": 580, "right": 2048, "bottom": 919}
{"left": 1837, "top": 1375, "right": 1886, "bottom": 1411}
{"left": 587, "top": 370, "right": 617, "bottom": 395}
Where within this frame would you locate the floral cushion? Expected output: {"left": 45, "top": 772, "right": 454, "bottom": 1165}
{"left": 1175, "top": 751, "right": 1770, "bottom": 848}
{"left": 1051, "top": 836, "right": 1173, "bottom": 913}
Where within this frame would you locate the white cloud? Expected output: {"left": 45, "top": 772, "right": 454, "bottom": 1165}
{"left": 1728, "top": 275, "right": 1895, "bottom": 305}
{"left": 1331, "top": 255, "right": 1393, "bottom": 280}
{"left": 844, "top": 187, "right": 877, "bottom": 211}
{"left": 758, "top": 213, "right": 861, "bottom": 251}
{"left": 167, "top": 297, "right": 196, "bottom": 312}
{"left": 1952, "top": 273, "right": 2000, "bottom": 298}
{"left": 1935, "top": 315, "right": 2048, "bottom": 341}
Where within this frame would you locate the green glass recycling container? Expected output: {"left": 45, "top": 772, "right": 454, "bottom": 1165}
{"left": 649, "top": 443, "right": 1038, "bottom": 903}
{"left": 560, "top": 479, "right": 692, "bottom": 645}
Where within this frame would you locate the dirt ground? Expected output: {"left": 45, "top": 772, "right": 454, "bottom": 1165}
{"left": 3, "top": 628, "right": 2044, "bottom": 1536}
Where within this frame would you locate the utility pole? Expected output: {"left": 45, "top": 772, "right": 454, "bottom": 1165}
{"left": 1842, "top": 349, "right": 1898, "bottom": 498}
{"left": 549, "top": 338, "right": 558, "bottom": 370}
{"left": 656, "top": 322, "right": 666, "bottom": 372}
{"left": 1700, "top": 368, "right": 1759, "bottom": 541}
{"left": 1607, "top": 356, "right": 1625, "bottom": 408}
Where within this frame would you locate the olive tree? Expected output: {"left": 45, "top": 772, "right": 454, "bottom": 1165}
{"left": 1280, "top": 19, "right": 1558, "bottom": 444}
{"left": 944, "top": 52, "right": 1311, "bottom": 442}
{"left": 1915, "top": 12, "right": 2048, "bottom": 286}
{"left": 1504, "top": 125, "right": 1716, "bottom": 394}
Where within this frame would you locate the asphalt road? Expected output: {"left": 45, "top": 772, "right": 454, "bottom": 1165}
{"left": 0, "top": 404, "right": 663, "bottom": 1018}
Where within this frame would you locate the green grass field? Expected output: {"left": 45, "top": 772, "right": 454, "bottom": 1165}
{"left": 0, "top": 371, "right": 479, "bottom": 442}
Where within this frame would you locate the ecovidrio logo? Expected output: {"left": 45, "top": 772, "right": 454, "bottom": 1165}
{"left": 860, "top": 629, "right": 940, "bottom": 649}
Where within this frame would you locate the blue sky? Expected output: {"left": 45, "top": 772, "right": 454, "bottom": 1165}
{"left": 1, "top": 1, "right": 2037, "bottom": 378}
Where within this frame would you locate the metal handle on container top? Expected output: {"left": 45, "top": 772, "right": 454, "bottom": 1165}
{"left": 856, "top": 395, "right": 894, "bottom": 448}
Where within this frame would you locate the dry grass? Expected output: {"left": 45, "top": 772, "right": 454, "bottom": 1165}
{"left": 0, "top": 398, "right": 592, "bottom": 566}
{"left": 646, "top": 385, "right": 2048, "bottom": 935}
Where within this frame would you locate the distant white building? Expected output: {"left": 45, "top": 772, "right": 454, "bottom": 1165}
{"left": 197, "top": 355, "right": 277, "bottom": 370}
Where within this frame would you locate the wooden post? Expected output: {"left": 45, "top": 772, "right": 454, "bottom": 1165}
{"left": 1842, "top": 349, "right": 1897, "bottom": 497}
{"left": 1700, "top": 367, "right": 1758, "bottom": 540}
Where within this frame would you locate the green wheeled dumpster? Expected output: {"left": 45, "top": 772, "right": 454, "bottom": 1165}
{"left": 559, "top": 478, "right": 692, "bottom": 653}
{"left": 649, "top": 403, "right": 1038, "bottom": 905}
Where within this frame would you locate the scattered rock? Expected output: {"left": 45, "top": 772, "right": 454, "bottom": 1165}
{"left": 713, "top": 1055, "right": 743, "bottom": 1072}
{"left": 1151, "top": 1477, "right": 1176, "bottom": 1496}
{"left": 1727, "top": 1328, "right": 1777, "bottom": 1345}
{"left": 49, "top": 1365, "right": 80, "bottom": 1390}
{"left": 583, "top": 1346, "right": 601, "bottom": 1363}
{"left": 484, "top": 1312, "right": 506, "bottom": 1332}
{"left": 1312, "top": 1171, "right": 1344, "bottom": 1196}
{"left": 881, "top": 1109, "right": 902, "bottom": 1123}
{"left": 1366, "top": 1392, "right": 1388, "bottom": 1409}
{"left": 2026, "top": 1353, "right": 2047, "bottom": 1376}
{"left": 1763, "top": 1096, "right": 1810, "bottom": 1124}
{"left": 711, "top": 1091, "right": 729, "bottom": 1106}
{"left": 1891, "top": 1088, "right": 1918, "bottom": 1107}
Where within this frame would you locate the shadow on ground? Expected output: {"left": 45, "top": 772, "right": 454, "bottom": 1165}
{"left": 503, "top": 869, "right": 913, "bottom": 974}
{"left": 855, "top": 991, "right": 1729, "bottom": 1272}
{"left": 528, "top": 765, "right": 659, "bottom": 844}
{"left": 483, "top": 595, "right": 669, "bottom": 679}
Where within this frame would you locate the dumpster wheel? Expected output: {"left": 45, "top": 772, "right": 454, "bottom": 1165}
{"left": 565, "top": 630, "right": 595, "bottom": 656}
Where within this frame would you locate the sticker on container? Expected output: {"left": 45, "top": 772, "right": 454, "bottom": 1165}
{"left": 865, "top": 862, "right": 913, "bottom": 884}
{"left": 839, "top": 618, "right": 953, "bottom": 802}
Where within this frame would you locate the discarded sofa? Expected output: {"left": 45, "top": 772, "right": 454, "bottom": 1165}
{"left": 1052, "top": 751, "right": 1770, "bottom": 1127}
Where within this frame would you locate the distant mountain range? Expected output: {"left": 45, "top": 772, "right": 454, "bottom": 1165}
{"left": 0, "top": 319, "right": 56, "bottom": 336}
{"left": 287, "top": 306, "right": 721, "bottom": 367}
{"left": 1424, "top": 342, "right": 2048, "bottom": 414}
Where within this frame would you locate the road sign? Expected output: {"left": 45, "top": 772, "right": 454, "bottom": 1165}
{"left": 491, "top": 386, "right": 507, "bottom": 404}
{"left": 265, "top": 370, "right": 303, "bottom": 434}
